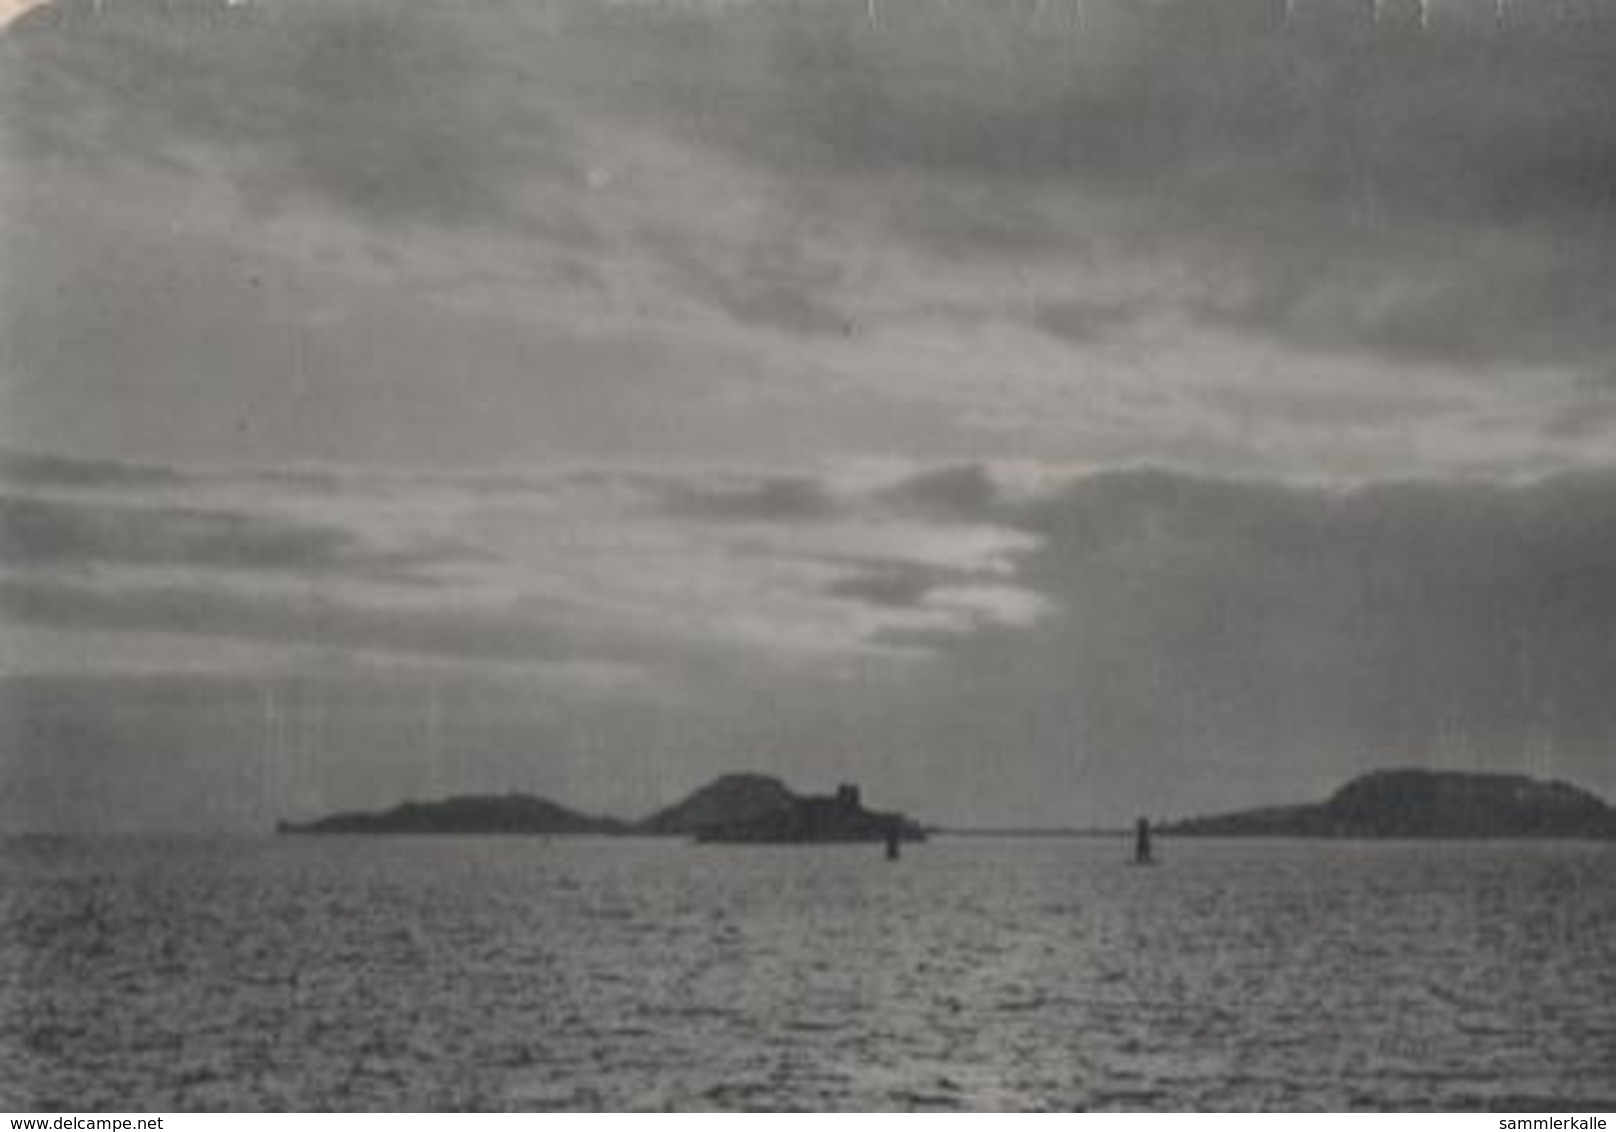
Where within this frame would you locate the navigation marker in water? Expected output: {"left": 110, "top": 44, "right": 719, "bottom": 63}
{"left": 1134, "top": 816, "right": 1155, "bottom": 865}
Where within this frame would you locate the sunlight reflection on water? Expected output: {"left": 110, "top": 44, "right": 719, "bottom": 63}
{"left": 3, "top": 835, "right": 1613, "bottom": 1110}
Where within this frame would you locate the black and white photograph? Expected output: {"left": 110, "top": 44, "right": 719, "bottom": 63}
{"left": 2, "top": 0, "right": 1615, "bottom": 1113}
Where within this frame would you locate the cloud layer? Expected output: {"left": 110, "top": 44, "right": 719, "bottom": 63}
{"left": 5, "top": 0, "right": 1616, "bottom": 829}
{"left": 0, "top": 448, "right": 1043, "bottom": 673}
{"left": 4, "top": 449, "right": 1615, "bottom": 829}
{"left": 7, "top": 0, "right": 1616, "bottom": 477}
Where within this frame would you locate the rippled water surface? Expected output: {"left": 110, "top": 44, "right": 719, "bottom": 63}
{"left": 3, "top": 835, "right": 1613, "bottom": 1110}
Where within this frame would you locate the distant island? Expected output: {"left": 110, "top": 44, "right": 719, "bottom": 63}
{"left": 275, "top": 794, "right": 626, "bottom": 836}
{"left": 1163, "top": 769, "right": 1616, "bottom": 840}
{"left": 643, "top": 775, "right": 926, "bottom": 844}
{"left": 278, "top": 773, "right": 926, "bottom": 844}
{"left": 277, "top": 768, "right": 1614, "bottom": 843}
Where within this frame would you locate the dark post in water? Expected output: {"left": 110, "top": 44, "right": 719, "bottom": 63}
{"left": 1134, "top": 816, "right": 1153, "bottom": 864}
{"left": 885, "top": 819, "right": 901, "bottom": 861}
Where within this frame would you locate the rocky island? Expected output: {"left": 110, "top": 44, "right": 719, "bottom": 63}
{"left": 643, "top": 775, "right": 926, "bottom": 844}
{"left": 277, "top": 773, "right": 925, "bottom": 844}
{"left": 1163, "top": 769, "right": 1616, "bottom": 839}
{"left": 276, "top": 793, "right": 627, "bottom": 835}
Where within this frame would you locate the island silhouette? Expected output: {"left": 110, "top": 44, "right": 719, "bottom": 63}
{"left": 276, "top": 768, "right": 1616, "bottom": 842}
{"left": 277, "top": 772, "right": 927, "bottom": 844}
{"left": 1163, "top": 769, "right": 1616, "bottom": 840}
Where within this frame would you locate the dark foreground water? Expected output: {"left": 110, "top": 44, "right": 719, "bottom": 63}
{"left": 2, "top": 835, "right": 1613, "bottom": 1111}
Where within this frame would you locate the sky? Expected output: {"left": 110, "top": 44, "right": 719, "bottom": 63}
{"left": 3, "top": 0, "right": 1616, "bottom": 831}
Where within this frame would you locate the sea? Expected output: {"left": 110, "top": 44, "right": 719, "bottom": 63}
{"left": 2, "top": 835, "right": 1613, "bottom": 1111}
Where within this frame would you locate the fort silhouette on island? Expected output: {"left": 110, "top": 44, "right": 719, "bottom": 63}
{"left": 276, "top": 768, "right": 1616, "bottom": 843}
{"left": 277, "top": 773, "right": 928, "bottom": 844}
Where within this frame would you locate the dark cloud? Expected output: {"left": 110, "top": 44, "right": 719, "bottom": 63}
{"left": 0, "top": 575, "right": 570, "bottom": 664}
{"left": 816, "top": 3, "right": 1616, "bottom": 230}
{"left": 598, "top": 0, "right": 1616, "bottom": 368}
{"left": 645, "top": 226, "right": 854, "bottom": 337}
{"left": 1197, "top": 247, "right": 1616, "bottom": 368}
{"left": 879, "top": 463, "right": 1004, "bottom": 518}
{"left": 12, "top": 0, "right": 1616, "bottom": 374}
{"left": 9, "top": 0, "right": 1616, "bottom": 829}
{"left": 4, "top": 0, "right": 581, "bottom": 231}
{"left": 651, "top": 473, "right": 845, "bottom": 523}
{"left": 0, "top": 492, "right": 457, "bottom": 580}
{"left": 880, "top": 184, "right": 1081, "bottom": 263}
{"left": 848, "top": 462, "right": 1616, "bottom": 817}
{"left": 11, "top": 0, "right": 1616, "bottom": 415}
{"left": 826, "top": 562, "right": 940, "bottom": 609}
{"left": 1030, "top": 298, "right": 1146, "bottom": 346}
{"left": 6, "top": 457, "right": 1616, "bottom": 826}
{"left": 651, "top": 459, "right": 1017, "bottom": 527}
{"left": 1193, "top": 382, "right": 1461, "bottom": 429}
{"left": 0, "top": 447, "right": 187, "bottom": 490}
{"left": 711, "top": 280, "right": 851, "bottom": 338}
{"left": 820, "top": 556, "right": 995, "bottom": 614}
{"left": 1541, "top": 371, "right": 1616, "bottom": 441}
